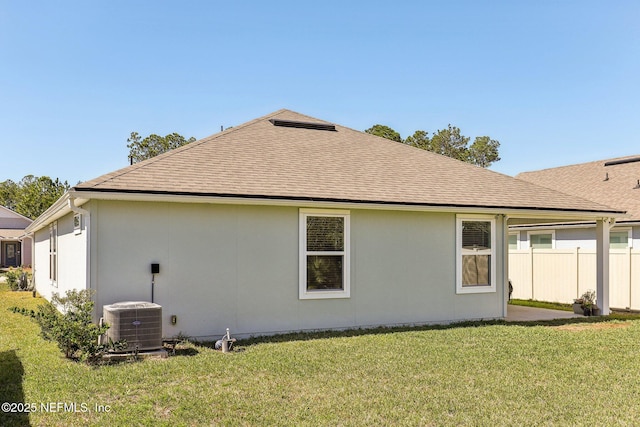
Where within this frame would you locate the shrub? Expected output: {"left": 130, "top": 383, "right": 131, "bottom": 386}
{"left": 36, "top": 289, "right": 118, "bottom": 362}
{"left": 8, "top": 306, "right": 37, "bottom": 318}
{"left": 5, "top": 267, "right": 20, "bottom": 291}
{"left": 5, "top": 267, "right": 33, "bottom": 291}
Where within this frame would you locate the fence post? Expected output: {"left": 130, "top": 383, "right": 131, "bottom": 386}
{"left": 596, "top": 219, "right": 612, "bottom": 315}
{"left": 530, "top": 247, "right": 534, "bottom": 300}
{"left": 575, "top": 247, "right": 580, "bottom": 299}
{"left": 629, "top": 247, "right": 633, "bottom": 310}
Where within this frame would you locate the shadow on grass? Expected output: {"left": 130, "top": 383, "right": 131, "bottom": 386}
{"left": 0, "top": 350, "right": 31, "bottom": 427}
{"left": 171, "top": 347, "right": 199, "bottom": 357}
{"left": 229, "top": 314, "right": 640, "bottom": 347}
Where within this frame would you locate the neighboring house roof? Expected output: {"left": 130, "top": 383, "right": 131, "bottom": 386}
{"left": 72, "top": 109, "right": 620, "bottom": 215}
{"left": 0, "top": 205, "right": 32, "bottom": 230}
{"left": 0, "top": 206, "right": 32, "bottom": 240}
{"left": 0, "top": 205, "right": 32, "bottom": 222}
{"left": 517, "top": 155, "right": 640, "bottom": 223}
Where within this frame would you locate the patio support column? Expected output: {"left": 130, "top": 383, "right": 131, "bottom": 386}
{"left": 596, "top": 218, "right": 613, "bottom": 315}
{"left": 502, "top": 215, "right": 509, "bottom": 317}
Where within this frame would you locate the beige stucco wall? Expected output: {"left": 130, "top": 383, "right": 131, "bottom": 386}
{"left": 33, "top": 228, "right": 48, "bottom": 293}
{"left": 89, "top": 200, "right": 507, "bottom": 339}
{"left": 33, "top": 210, "right": 88, "bottom": 302}
{"left": 21, "top": 236, "right": 32, "bottom": 267}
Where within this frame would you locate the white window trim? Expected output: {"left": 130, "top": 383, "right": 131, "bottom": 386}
{"left": 50, "top": 221, "right": 58, "bottom": 287}
{"left": 299, "top": 208, "right": 350, "bottom": 300}
{"left": 610, "top": 227, "right": 632, "bottom": 248}
{"left": 527, "top": 230, "right": 556, "bottom": 249}
{"left": 456, "top": 215, "right": 496, "bottom": 294}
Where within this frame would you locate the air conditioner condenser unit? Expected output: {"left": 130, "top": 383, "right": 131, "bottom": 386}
{"left": 103, "top": 301, "right": 162, "bottom": 352}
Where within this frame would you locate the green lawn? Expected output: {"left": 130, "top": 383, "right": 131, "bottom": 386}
{"left": 510, "top": 298, "right": 574, "bottom": 311}
{"left": 2, "top": 284, "right": 640, "bottom": 426}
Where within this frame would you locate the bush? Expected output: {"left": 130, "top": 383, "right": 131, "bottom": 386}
{"left": 36, "top": 289, "right": 119, "bottom": 362}
{"left": 5, "top": 267, "right": 32, "bottom": 291}
{"left": 5, "top": 267, "right": 20, "bottom": 291}
{"left": 8, "top": 306, "right": 37, "bottom": 318}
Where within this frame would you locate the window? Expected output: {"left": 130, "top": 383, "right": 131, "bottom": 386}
{"left": 299, "top": 209, "right": 350, "bottom": 299}
{"left": 73, "top": 213, "right": 82, "bottom": 235}
{"left": 610, "top": 229, "right": 632, "bottom": 249}
{"left": 508, "top": 233, "right": 519, "bottom": 250}
{"left": 457, "top": 216, "right": 496, "bottom": 294}
{"left": 49, "top": 222, "right": 58, "bottom": 287}
{"left": 528, "top": 231, "right": 554, "bottom": 249}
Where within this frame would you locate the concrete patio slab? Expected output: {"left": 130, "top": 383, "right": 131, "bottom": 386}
{"left": 506, "top": 304, "right": 584, "bottom": 322}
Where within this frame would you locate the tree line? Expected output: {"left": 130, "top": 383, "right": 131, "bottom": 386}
{"left": 0, "top": 132, "right": 196, "bottom": 220}
{"left": 127, "top": 132, "right": 196, "bottom": 164}
{"left": 0, "top": 176, "right": 69, "bottom": 220}
{"left": 365, "top": 124, "right": 501, "bottom": 168}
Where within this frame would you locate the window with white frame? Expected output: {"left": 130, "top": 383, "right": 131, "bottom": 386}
{"left": 508, "top": 232, "right": 519, "bottom": 250}
{"left": 528, "top": 231, "right": 554, "bottom": 249}
{"left": 73, "top": 213, "right": 82, "bottom": 235}
{"left": 299, "top": 209, "right": 350, "bottom": 299}
{"left": 457, "top": 215, "right": 496, "bottom": 294}
{"left": 610, "top": 228, "right": 632, "bottom": 249}
{"left": 49, "top": 222, "right": 58, "bottom": 286}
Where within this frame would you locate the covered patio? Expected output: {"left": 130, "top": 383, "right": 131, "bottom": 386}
{"left": 505, "top": 216, "right": 622, "bottom": 317}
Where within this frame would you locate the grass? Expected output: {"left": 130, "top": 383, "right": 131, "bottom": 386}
{"left": 510, "top": 298, "right": 640, "bottom": 320}
{"left": 3, "top": 284, "right": 640, "bottom": 426}
{"left": 510, "top": 298, "right": 574, "bottom": 311}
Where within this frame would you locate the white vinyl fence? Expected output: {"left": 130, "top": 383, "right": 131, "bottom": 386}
{"left": 509, "top": 248, "right": 640, "bottom": 310}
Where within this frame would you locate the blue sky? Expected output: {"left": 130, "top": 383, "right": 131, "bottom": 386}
{"left": 1, "top": 1, "right": 639, "bottom": 184}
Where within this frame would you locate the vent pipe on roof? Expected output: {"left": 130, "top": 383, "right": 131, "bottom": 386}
{"left": 634, "top": 180, "right": 640, "bottom": 189}
{"left": 604, "top": 172, "right": 609, "bottom": 181}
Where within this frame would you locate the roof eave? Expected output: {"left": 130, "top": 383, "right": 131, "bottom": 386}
{"left": 25, "top": 192, "right": 72, "bottom": 234}
{"left": 71, "top": 188, "right": 626, "bottom": 221}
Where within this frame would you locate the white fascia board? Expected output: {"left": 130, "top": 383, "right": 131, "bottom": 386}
{"left": 512, "top": 223, "right": 640, "bottom": 233}
{"left": 510, "top": 222, "right": 594, "bottom": 231}
{"left": 69, "top": 189, "right": 625, "bottom": 221}
{"left": 510, "top": 218, "right": 637, "bottom": 232}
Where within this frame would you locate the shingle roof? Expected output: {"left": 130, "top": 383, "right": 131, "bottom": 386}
{"left": 517, "top": 155, "right": 640, "bottom": 221}
{"left": 75, "top": 109, "right": 620, "bottom": 214}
